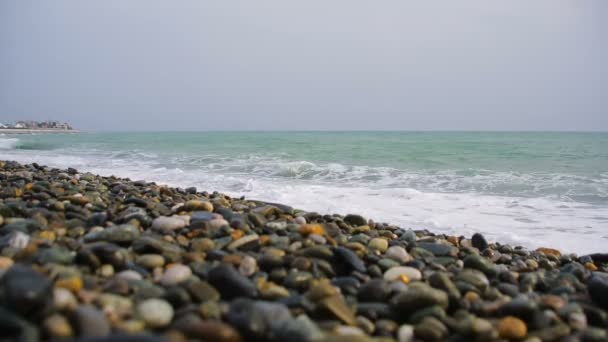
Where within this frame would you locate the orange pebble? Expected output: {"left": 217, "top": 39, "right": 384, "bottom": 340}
{"left": 259, "top": 235, "right": 271, "bottom": 245}
{"left": 585, "top": 262, "right": 598, "bottom": 271}
{"left": 536, "top": 247, "right": 561, "bottom": 257}
{"left": 299, "top": 224, "right": 324, "bottom": 236}
{"left": 55, "top": 277, "right": 83, "bottom": 293}
{"left": 398, "top": 274, "right": 410, "bottom": 284}
{"left": 231, "top": 230, "right": 244, "bottom": 240}
{"left": 39, "top": 231, "right": 56, "bottom": 241}
{"left": 464, "top": 291, "right": 480, "bottom": 302}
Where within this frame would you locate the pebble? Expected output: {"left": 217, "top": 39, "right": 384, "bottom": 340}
{"left": 160, "top": 264, "right": 192, "bottom": 286}
{"left": 151, "top": 216, "right": 187, "bottom": 232}
{"left": 208, "top": 264, "right": 257, "bottom": 299}
{"left": 1, "top": 265, "right": 53, "bottom": 318}
{"left": 498, "top": 316, "right": 528, "bottom": 340}
{"left": 368, "top": 238, "right": 389, "bottom": 252}
{"left": 385, "top": 246, "right": 412, "bottom": 263}
{"left": 137, "top": 298, "right": 174, "bottom": 328}
{"left": 43, "top": 314, "right": 73, "bottom": 338}
{"left": 227, "top": 233, "right": 259, "bottom": 251}
{"left": 471, "top": 233, "right": 489, "bottom": 250}
{"left": 383, "top": 266, "right": 422, "bottom": 282}
{"left": 391, "top": 283, "right": 449, "bottom": 314}
{"left": 136, "top": 254, "right": 165, "bottom": 269}
{"left": 73, "top": 305, "right": 111, "bottom": 337}
{"left": 397, "top": 324, "right": 414, "bottom": 342}
{"left": 238, "top": 255, "right": 257, "bottom": 277}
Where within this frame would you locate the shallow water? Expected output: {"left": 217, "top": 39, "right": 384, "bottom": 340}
{"left": 2, "top": 131, "right": 607, "bottom": 253}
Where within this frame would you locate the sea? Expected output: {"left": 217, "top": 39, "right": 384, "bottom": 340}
{"left": 1, "top": 131, "right": 607, "bottom": 254}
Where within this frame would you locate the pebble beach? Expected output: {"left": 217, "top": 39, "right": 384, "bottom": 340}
{"left": 1, "top": 160, "right": 607, "bottom": 342}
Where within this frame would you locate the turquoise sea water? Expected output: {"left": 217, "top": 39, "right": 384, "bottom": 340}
{"left": 2, "top": 131, "right": 607, "bottom": 253}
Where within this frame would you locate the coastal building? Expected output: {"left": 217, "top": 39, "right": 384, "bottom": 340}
{"left": 1, "top": 120, "right": 74, "bottom": 130}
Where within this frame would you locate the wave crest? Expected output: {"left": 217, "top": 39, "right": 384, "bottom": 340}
{"left": 0, "top": 137, "right": 19, "bottom": 150}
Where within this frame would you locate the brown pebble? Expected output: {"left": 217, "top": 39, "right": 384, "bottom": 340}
{"left": 498, "top": 316, "right": 527, "bottom": 340}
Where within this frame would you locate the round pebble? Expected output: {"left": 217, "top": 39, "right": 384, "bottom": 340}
{"left": 137, "top": 298, "right": 174, "bottom": 328}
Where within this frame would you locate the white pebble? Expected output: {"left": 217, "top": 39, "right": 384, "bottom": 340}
{"left": 137, "top": 299, "right": 174, "bottom": 328}
{"left": 160, "top": 264, "right": 192, "bottom": 286}
{"left": 239, "top": 256, "right": 257, "bottom": 277}
{"left": 383, "top": 266, "right": 422, "bottom": 282}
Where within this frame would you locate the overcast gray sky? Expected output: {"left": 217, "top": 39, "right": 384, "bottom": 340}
{"left": 1, "top": 1, "right": 606, "bottom": 131}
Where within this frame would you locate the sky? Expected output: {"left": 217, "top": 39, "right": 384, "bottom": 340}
{"left": 0, "top": 1, "right": 607, "bottom": 131}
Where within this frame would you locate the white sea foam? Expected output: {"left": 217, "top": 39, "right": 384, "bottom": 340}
{"left": 3, "top": 148, "right": 608, "bottom": 254}
{"left": 0, "top": 137, "right": 19, "bottom": 150}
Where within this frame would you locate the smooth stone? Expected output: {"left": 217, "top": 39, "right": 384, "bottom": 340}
{"left": 390, "top": 283, "right": 449, "bottom": 314}
{"left": 400, "top": 229, "right": 417, "bottom": 243}
{"left": 273, "top": 314, "right": 325, "bottom": 342}
{"left": 294, "top": 216, "right": 307, "bottom": 225}
{"left": 408, "top": 305, "right": 446, "bottom": 324}
{"left": 284, "top": 271, "right": 314, "bottom": 290}
{"left": 296, "top": 246, "right": 334, "bottom": 260}
{"left": 137, "top": 298, "right": 174, "bottom": 328}
{"left": 43, "top": 314, "right": 73, "bottom": 338}
{"left": 73, "top": 305, "right": 111, "bottom": 337}
{"left": 358, "top": 279, "right": 391, "bottom": 302}
{"left": 208, "top": 218, "right": 229, "bottom": 230}
{"left": 83, "top": 224, "right": 141, "bottom": 243}
{"left": 334, "top": 247, "right": 366, "bottom": 273}
{"left": 96, "top": 293, "right": 134, "bottom": 317}
{"left": 4, "top": 231, "right": 30, "bottom": 250}
{"left": 414, "top": 317, "right": 448, "bottom": 341}
{"left": 318, "top": 295, "right": 358, "bottom": 326}
{"left": 588, "top": 273, "right": 608, "bottom": 310}
{"left": 191, "top": 237, "right": 215, "bottom": 252}
{"left": 151, "top": 216, "right": 187, "bottom": 232}
{"left": 307, "top": 279, "right": 340, "bottom": 301}
{"left": 239, "top": 256, "right": 257, "bottom": 277}
{"left": 54, "top": 287, "right": 78, "bottom": 311}
{"left": 383, "top": 266, "right": 422, "bottom": 282}
{"left": 500, "top": 296, "right": 539, "bottom": 321}
{"left": 463, "top": 254, "right": 496, "bottom": 276}
{"left": 397, "top": 324, "right": 414, "bottom": 342}
{"left": 208, "top": 264, "right": 257, "bottom": 299}
{"left": 172, "top": 314, "right": 242, "bottom": 341}
{"left": 227, "top": 298, "right": 292, "bottom": 340}
{"left": 344, "top": 214, "right": 367, "bottom": 226}
{"left": 36, "top": 247, "right": 75, "bottom": 265}
{"left": 160, "top": 264, "right": 192, "bottom": 286}
{"left": 184, "top": 200, "right": 213, "bottom": 212}
{"left": 456, "top": 269, "right": 489, "bottom": 291}
{"left": 190, "top": 211, "right": 215, "bottom": 222}
{"left": 0, "top": 265, "right": 53, "bottom": 318}
{"left": 497, "top": 316, "right": 527, "bottom": 340}
{"left": 428, "top": 272, "right": 461, "bottom": 300}
{"left": 136, "top": 254, "right": 165, "bottom": 269}
{"left": 417, "top": 242, "right": 458, "bottom": 257}
{"left": 334, "top": 326, "right": 365, "bottom": 336}
{"left": 200, "top": 300, "right": 222, "bottom": 319}
{"left": 471, "top": 233, "right": 489, "bottom": 250}
{"left": 227, "top": 233, "right": 259, "bottom": 251}
{"left": 385, "top": 246, "right": 413, "bottom": 263}
{"left": 116, "top": 270, "right": 144, "bottom": 281}
{"left": 529, "top": 324, "right": 571, "bottom": 341}
{"left": 267, "top": 221, "right": 287, "bottom": 230}
{"left": 369, "top": 238, "right": 389, "bottom": 252}
{"left": 187, "top": 281, "right": 220, "bottom": 302}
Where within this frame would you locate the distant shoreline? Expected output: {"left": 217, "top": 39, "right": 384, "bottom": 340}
{"left": 0, "top": 128, "right": 80, "bottom": 134}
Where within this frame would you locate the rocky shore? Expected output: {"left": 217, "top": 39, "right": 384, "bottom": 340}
{"left": 0, "top": 160, "right": 607, "bottom": 342}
